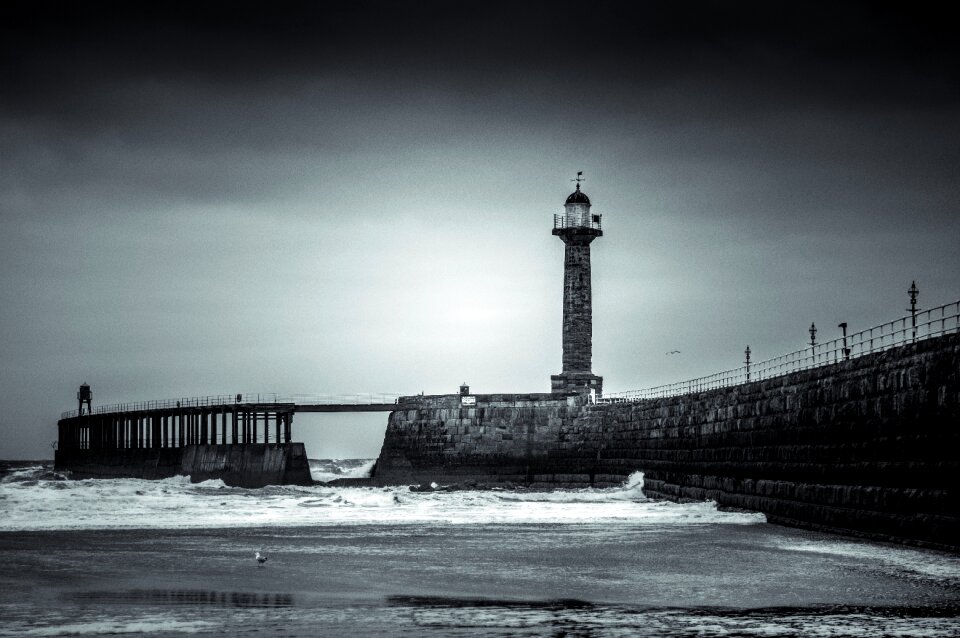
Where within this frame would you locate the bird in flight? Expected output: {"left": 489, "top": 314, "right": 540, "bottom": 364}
{"left": 666, "top": 350, "right": 681, "bottom": 355}
{"left": 255, "top": 551, "right": 268, "bottom": 567}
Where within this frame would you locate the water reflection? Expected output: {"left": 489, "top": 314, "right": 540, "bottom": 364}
{"left": 70, "top": 589, "right": 294, "bottom": 607}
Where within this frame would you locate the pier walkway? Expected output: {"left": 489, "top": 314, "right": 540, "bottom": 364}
{"left": 57, "top": 393, "right": 404, "bottom": 452}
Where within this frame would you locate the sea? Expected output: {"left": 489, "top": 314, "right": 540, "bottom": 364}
{"left": 1, "top": 460, "right": 958, "bottom": 637}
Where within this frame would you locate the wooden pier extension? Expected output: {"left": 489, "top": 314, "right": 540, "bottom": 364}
{"left": 58, "top": 402, "right": 297, "bottom": 452}
{"left": 56, "top": 401, "right": 307, "bottom": 486}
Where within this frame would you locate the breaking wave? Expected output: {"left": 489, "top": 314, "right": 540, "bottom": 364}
{"left": 0, "top": 465, "right": 764, "bottom": 531}
{"left": 308, "top": 458, "right": 377, "bottom": 483}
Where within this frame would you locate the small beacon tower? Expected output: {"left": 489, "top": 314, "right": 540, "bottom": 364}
{"left": 77, "top": 382, "right": 92, "bottom": 415}
{"left": 551, "top": 173, "right": 603, "bottom": 398}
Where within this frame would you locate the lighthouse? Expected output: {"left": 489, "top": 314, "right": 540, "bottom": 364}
{"left": 551, "top": 173, "right": 603, "bottom": 398}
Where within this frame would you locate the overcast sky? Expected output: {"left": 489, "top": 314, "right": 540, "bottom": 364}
{"left": 2, "top": 1, "right": 958, "bottom": 459}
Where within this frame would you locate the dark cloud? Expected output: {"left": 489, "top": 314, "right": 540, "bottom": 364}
{"left": 1, "top": 1, "right": 959, "bottom": 458}
{"left": 3, "top": 1, "right": 957, "bottom": 110}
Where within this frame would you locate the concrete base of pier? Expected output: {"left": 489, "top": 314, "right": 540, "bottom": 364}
{"left": 55, "top": 443, "right": 313, "bottom": 488}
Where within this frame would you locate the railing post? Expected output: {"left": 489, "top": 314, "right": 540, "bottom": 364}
{"left": 838, "top": 322, "right": 850, "bottom": 361}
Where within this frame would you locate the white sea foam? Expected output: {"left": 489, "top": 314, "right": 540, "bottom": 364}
{"left": 9, "top": 616, "right": 217, "bottom": 636}
{"left": 773, "top": 538, "right": 960, "bottom": 583}
{"left": 0, "top": 467, "right": 764, "bottom": 531}
{"left": 309, "top": 458, "right": 377, "bottom": 482}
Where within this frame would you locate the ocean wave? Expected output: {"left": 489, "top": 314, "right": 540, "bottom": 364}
{"left": 0, "top": 466, "right": 765, "bottom": 532}
{"left": 309, "top": 458, "right": 377, "bottom": 483}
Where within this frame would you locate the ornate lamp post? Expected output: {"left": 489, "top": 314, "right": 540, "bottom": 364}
{"left": 907, "top": 281, "right": 920, "bottom": 341}
{"left": 808, "top": 322, "right": 818, "bottom": 365}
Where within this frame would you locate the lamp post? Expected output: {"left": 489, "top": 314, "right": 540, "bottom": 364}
{"left": 907, "top": 281, "right": 920, "bottom": 341}
{"left": 744, "top": 345, "right": 751, "bottom": 382}
{"left": 808, "top": 322, "right": 817, "bottom": 365}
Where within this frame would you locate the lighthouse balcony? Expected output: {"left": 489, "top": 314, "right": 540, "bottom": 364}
{"left": 553, "top": 213, "right": 602, "bottom": 232}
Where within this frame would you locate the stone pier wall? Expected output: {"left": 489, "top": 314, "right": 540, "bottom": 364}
{"left": 374, "top": 393, "right": 624, "bottom": 487}
{"left": 374, "top": 333, "right": 960, "bottom": 550}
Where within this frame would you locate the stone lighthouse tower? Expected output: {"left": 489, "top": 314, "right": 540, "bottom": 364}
{"left": 551, "top": 173, "right": 603, "bottom": 398}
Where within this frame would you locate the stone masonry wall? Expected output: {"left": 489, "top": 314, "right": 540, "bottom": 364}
{"left": 374, "top": 393, "right": 623, "bottom": 487}
{"left": 374, "top": 334, "right": 960, "bottom": 550}
{"left": 562, "top": 242, "right": 593, "bottom": 373}
{"left": 579, "top": 333, "right": 960, "bottom": 550}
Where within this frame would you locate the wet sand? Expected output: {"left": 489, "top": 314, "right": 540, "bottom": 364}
{"left": 2, "top": 522, "right": 958, "bottom": 636}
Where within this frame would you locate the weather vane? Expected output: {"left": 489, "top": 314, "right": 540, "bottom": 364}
{"left": 571, "top": 171, "right": 585, "bottom": 187}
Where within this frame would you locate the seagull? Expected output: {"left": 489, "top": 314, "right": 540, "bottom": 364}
{"left": 255, "top": 551, "right": 268, "bottom": 567}
{"left": 666, "top": 350, "right": 681, "bottom": 355}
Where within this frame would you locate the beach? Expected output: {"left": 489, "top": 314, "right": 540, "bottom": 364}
{"left": 1, "top": 464, "right": 958, "bottom": 636}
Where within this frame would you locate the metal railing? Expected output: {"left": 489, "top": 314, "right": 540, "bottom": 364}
{"left": 283, "top": 393, "right": 402, "bottom": 406}
{"left": 61, "top": 392, "right": 404, "bottom": 420}
{"left": 553, "top": 214, "right": 602, "bottom": 232}
{"left": 602, "top": 299, "right": 960, "bottom": 403}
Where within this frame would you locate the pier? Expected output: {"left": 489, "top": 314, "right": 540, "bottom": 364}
{"left": 55, "top": 394, "right": 404, "bottom": 486}
{"left": 57, "top": 394, "right": 401, "bottom": 453}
